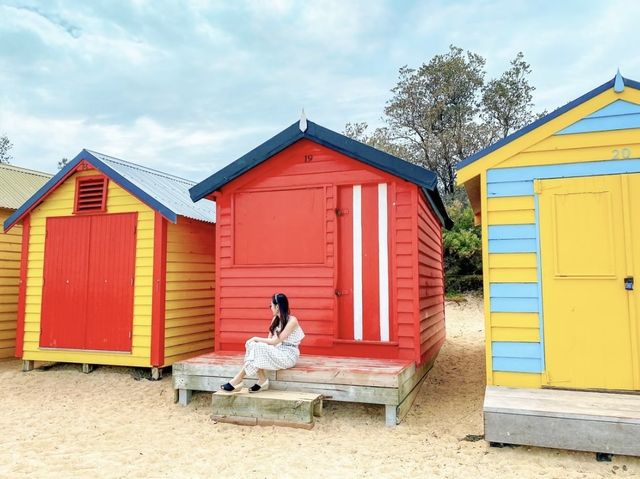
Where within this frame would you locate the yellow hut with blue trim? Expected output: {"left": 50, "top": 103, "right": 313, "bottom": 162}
{"left": 457, "top": 72, "right": 640, "bottom": 456}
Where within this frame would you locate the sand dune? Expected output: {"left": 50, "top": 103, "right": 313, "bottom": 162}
{"left": 1, "top": 296, "right": 638, "bottom": 478}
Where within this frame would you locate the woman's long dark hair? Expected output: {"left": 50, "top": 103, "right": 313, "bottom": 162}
{"left": 269, "top": 293, "right": 290, "bottom": 336}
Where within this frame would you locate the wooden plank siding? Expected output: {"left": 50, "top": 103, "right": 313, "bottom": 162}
{"left": 21, "top": 170, "right": 155, "bottom": 366}
{"left": 416, "top": 191, "right": 445, "bottom": 365}
{"left": 214, "top": 139, "right": 425, "bottom": 359}
{"left": 163, "top": 216, "right": 215, "bottom": 365}
{"left": 483, "top": 105, "right": 640, "bottom": 388}
{"left": 0, "top": 208, "right": 21, "bottom": 359}
{"left": 394, "top": 183, "right": 418, "bottom": 361}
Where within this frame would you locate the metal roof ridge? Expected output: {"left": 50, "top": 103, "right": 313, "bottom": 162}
{"left": 84, "top": 149, "right": 197, "bottom": 185}
{"left": 0, "top": 163, "right": 53, "bottom": 178}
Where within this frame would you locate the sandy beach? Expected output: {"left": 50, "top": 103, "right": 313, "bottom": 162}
{"left": 1, "top": 296, "right": 638, "bottom": 478}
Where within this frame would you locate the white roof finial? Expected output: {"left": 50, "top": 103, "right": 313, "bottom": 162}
{"left": 299, "top": 108, "right": 308, "bottom": 132}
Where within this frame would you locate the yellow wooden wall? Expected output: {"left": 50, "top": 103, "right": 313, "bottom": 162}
{"left": 480, "top": 88, "right": 640, "bottom": 389}
{"left": 163, "top": 217, "right": 215, "bottom": 365}
{"left": 22, "top": 170, "right": 155, "bottom": 366}
{"left": 0, "top": 208, "right": 21, "bottom": 359}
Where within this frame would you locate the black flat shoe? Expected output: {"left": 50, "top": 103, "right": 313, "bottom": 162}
{"left": 220, "top": 382, "right": 242, "bottom": 392}
{"left": 249, "top": 379, "right": 269, "bottom": 393}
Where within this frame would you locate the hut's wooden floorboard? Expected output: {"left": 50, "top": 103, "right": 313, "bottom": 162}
{"left": 173, "top": 352, "right": 434, "bottom": 426}
{"left": 484, "top": 386, "right": 640, "bottom": 456}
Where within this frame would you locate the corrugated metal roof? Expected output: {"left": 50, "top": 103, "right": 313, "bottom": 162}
{"left": 0, "top": 163, "right": 52, "bottom": 210}
{"left": 86, "top": 150, "right": 215, "bottom": 223}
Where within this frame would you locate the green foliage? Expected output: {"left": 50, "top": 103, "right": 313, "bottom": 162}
{"left": 482, "top": 52, "right": 537, "bottom": 141}
{"left": 343, "top": 46, "right": 543, "bottom": 292}
{"left": 443, "top": 193, "right": 483, "bottom": 292}
{"left": 365, "top": 46, "right": 540, "bottom": 194}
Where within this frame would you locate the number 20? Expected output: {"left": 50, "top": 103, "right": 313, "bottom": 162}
{"left": 612, "top": 148, "right": 631, "bottom": 159}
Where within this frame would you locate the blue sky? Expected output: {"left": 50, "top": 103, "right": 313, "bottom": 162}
{"left": 1, "top": 0, "right": 639, "bottom": 181}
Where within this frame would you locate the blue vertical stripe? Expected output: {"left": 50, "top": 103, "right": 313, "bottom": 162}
{"left": 534, "top": 193, "right": 546, "bottom": 371}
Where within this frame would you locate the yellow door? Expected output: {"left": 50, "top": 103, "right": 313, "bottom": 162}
{"left": 538, "top": 174, "right": 638, "bottom": 390}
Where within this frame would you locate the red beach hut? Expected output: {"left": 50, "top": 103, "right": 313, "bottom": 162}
{"left": 190, "top": 118, "right": 452, "bottom": 365}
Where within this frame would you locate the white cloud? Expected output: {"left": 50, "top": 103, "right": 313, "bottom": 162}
{"left": 2, "top": 0, "right": 640, "bottom": 182}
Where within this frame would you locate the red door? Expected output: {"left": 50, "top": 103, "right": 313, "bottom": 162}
{"left": 40, "top": 213, "right": 137, "bottom": 351}
{"left": 84, "top": 214, "right": 137, "bottom": 351}
{"left": 336, "top": 183, "right": 391, "bottom": 342}
{"left": 40, "top": 216, "right": 91, "bottom": 349}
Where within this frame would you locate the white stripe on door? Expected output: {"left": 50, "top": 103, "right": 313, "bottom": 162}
{"left": 378, "top": 183, "right": 389, "bottom": 341}
{"left": 353, "top": 184, "right": 363, "bottom": 341}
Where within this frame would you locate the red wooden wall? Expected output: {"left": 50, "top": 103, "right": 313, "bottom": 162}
{"left": 417, "top": 192, "right": 446, "bottom": 365}
{"left": 213, "top": 139, "right": 445, "bottom": 362}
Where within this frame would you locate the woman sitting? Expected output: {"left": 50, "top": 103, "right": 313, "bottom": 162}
{"left": 221, "top": 292, "right": 305, "bottom": 393}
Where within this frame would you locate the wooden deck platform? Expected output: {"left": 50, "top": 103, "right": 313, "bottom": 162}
{"left": 484, "top": 386, "right": 640, "bottom": 457}
{"left": 173, "top": 352, "right": 435, "bottom": 426}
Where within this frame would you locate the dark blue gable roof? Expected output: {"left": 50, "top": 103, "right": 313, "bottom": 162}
{"left": 190, "top": 120, "right": 452, "bottom": 228}
{"left": 457, "top": 74, "right": 640, "bottom": 171}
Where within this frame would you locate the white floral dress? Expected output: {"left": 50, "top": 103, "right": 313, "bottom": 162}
{"left": 243, "top": 323, "right": 305, "bottom": 376}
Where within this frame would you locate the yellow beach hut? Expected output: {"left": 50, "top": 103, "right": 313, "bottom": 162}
{"left": 457, "top": 72, "right": 640, "bottom": 456}
{"left": 0, "top": 164, "right": 51, "bottom": 359}
{"left": 3, "top": 150, "right": 216, "bottom": 378}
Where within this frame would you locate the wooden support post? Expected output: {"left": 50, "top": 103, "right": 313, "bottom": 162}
{"left": 82, "top": 363, "right": 94, "bottom": 374}
{"left": 22, "top": 360, "right": 34, "bottom": 372}
{"left": 385, "top": 405, "right": 397, "bottom": 427}
{"left": 178, "top": 389, "right": 192, "bottom": 406}
{"left": 151, "top": 367, "right": 163, "bottom": 381}
{"left": 313, "top": 398, "right": 324, "bottom": 417}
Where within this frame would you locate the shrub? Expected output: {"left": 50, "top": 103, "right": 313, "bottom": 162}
{"left": 443, "top": 198, "right": 483, "bottom": 293}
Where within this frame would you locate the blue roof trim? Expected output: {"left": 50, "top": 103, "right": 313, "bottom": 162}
{"left": 189, "top": 122, "right": 304, "bottom": 202}
{"left": 423, "top": 187, "right": 453, "bottom": 229}
{"left": 456, "top": 75, "right": 640, "bottom": 172}
{"left": 190, "top": 120, "right": 449, "bottom": 227}
{"left": 4, "top": 150, "right": 178, "bottom": 231}
{"left": 82, "top": 150, "right": 178, "bottom": 222}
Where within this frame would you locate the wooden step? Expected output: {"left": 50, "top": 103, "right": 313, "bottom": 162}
{"left": 484, "top": 386, "right": 640, "bottom": 456}
{"left": 212, "top": 389, "right": 323, "bottom": 429}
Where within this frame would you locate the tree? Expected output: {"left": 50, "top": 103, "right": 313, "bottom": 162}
{"left": 482, "top": 52, "right": 537, "bottom": 141}
{"left": 343, "top": 47, "right": 543, "bottom": 292}
{"left": 383, "top": 46, "right": 486, "bottom": 194}
{"left": 58, "top": 157, "right": 69, "bottom": 170}
{"left": 0, "top": 135, "right": 13, "bottom": 164}
{"left": 380, "top": 46, "right": 540, "bottom": 194}
{"left": 343, "top": 122, "right": 417, "bottom": 161}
